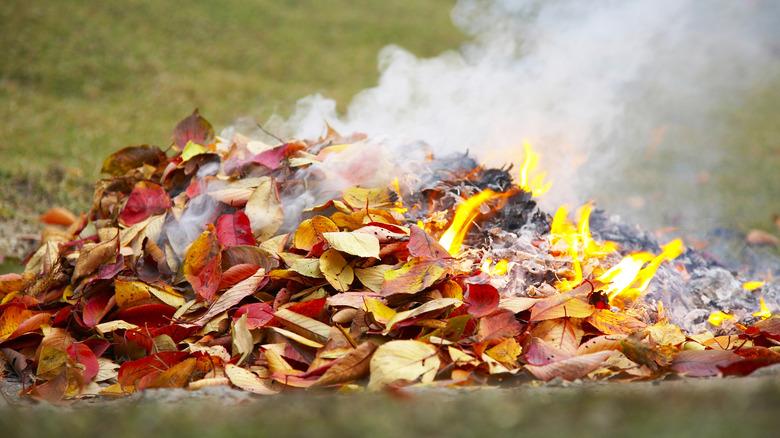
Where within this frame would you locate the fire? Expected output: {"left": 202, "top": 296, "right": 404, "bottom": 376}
{"left": 708, "top": 311, "right": 735, "bottom": 327}
{"left": 481, "top": 258, "right": 509, "bottom": 276}
{"left": 753, "top": 297, "right": 772, "bottom": 320}
{"left": 438, "top": 189, "right": 502, "bottom": 255}
{"left": 742, "top": 281, "right": 765, "bottom": 291}
{"left": 549, "top": 203, "right": 617, "bottom": 291}
{"left": 598, "top": 239, "right": 685, "bottom": 304}
{"left": 518, "top": 141, "right": 552, "bottom": 197}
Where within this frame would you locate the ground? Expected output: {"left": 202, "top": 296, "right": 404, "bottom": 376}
{"left": 2, "top": 0, "right": 780, "bottom": 435}
{"left": 2, "top": 372, "right": 780, "bottom": 437}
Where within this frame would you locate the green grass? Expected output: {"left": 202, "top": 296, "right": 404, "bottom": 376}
{"left": 0, "top": 0, "right": 463, "bottom": 224}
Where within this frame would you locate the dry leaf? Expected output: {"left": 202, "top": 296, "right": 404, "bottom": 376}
{"left": 368, "top": 340, "right": 440, "bottom": 390}
{"left": 245, "top": 177, "right": 284, "bottom": 241}
{"left": 225, "top": 364, "right": 278, "bottom": 395}
{"left": 322, "top": 232, "right": 380, "bottom": 259}
{"left": 320, "top": 249, "right": 354, "bottom": 291}
{"left": 314, "top": 342, "right": 378, "bottom": 387}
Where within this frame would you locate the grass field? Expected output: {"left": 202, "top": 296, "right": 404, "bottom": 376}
{"left": 0, "top": 0, "right": 462, "bottom": 225}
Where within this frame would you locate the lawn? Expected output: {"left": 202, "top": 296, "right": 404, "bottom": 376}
{"left": 0, "top": 0, "right": 463, "bottom": 227}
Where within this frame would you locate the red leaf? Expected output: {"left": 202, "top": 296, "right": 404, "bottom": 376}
{"left": 173, "top": 109, "right": 214, "bottom": 148}
{"left": 671, "top": 349, "right": 742, "bottom": 377}
{"left": 465, "top": 283, "right": 500, "bottom": 317}
{"left": 718, "top": 347, "right": 780, "bottom": 376}
{"left": 253, "top": 144, "right": 289, "bottom": 170}
{"left": 219, "top": 263, "right": 261, "bottom": 289}
{"left": 117, "top": 351, "right": 189, "bottom": 388}
{"left": 82, "top": 291, "right": 115, "bottom": 328}
{"left": 286, "top": 298, "right": 327, "bottom": 320}
{"left": 114, "top": 303, "right": 176, "bottom": 328}
{"left": 119, "top": 181, "right": 171, "bottom": 226}
{"left": 183, "top": 225, "right": 223, "bottom": 302}
{"left": 234, "top": 302, "right": 275, "bottom": 329}
{"left": 407, "top": 225, "right": 450, "bottom": 260}
{"left": 477, "top": 309, "right": 522, "bottom": 341}
{"left": 66, "top": 343, "right": 99, "bottom": 382}
{"left": 216, "top": 211, "right": 255, "bottom": 247}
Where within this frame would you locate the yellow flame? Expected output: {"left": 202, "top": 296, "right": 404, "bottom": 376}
{"left": 708, "top": 311, "right": 734, "bottom": 327}
{"left": 439, "top": 189, "right": 501, "bottom": 255}
{"left": 742, "top": 281, "right": 765, "bottom": 291}
{"left": 390, "top": 177, "right": 408, "bottom": 214}
{"left": 598, "top": 239, "right": 685, "bottom": 303}
{"left": 549, "top": 204, "right": 617, "bottom": 291}
{"left": 481, "top": 258, "right": 509, "bottom": 276}
{"left": 753, "top": 297, "right": 772, "bottom": 320}
{"left": 518, "top": 141, "right": 552, "bottom": 197}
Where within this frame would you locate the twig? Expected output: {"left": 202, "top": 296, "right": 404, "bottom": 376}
{"left": 256, "top": 122, "right": 285, "bottom": 144}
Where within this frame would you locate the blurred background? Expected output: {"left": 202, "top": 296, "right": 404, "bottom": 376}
{"left": 1, "top": 0, "right": 778, "bottom": 260}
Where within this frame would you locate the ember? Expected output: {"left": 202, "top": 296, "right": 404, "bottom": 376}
{"left": 1, "top": 110, "right": 779, "bottom": 401}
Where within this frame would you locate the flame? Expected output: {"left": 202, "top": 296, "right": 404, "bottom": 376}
{"left": 753, "top": 297, "right": 772, "bottom": 320}
{"left": 742, "top": 281, "right": 765, "bottom": 291}
{"left": 518, "top": 141, "right": 552, "bottom": 197}
{"left": 708, "top": 311, "right": 735, "bottom": 327}
{"left": 439, "top": 189, "right": 502, "bottom": 255}
{"left": 481, "top": 258, "right": 509, "bottom": 276}
{"left": 390, "top": 177, "right": 408, "bottom": 214}
{"left": 598, "top": 239, "right": 685, "bottom": 304}
{"left": 549, "top": 203, "right": 617, "bottom": 290}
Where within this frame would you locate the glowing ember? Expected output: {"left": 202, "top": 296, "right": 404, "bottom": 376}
{"left": 438, "top": 189, "right": 502, "bottom": 255}
{"left": 518, "top": 141, "right": 552, "bottom": 197}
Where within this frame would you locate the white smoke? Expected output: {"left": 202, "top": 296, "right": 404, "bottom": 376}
{"left": 272, "top": 0, "right": 778, "bottom": 229}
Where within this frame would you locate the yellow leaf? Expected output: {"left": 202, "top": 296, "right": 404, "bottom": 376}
{"left": 485, "top": 338, "right": 522, "bottom": 367}
{"left": 181, "top": 140, "right": 208, "bottom": 161}
{"left": 363, "top": 297, "right": 396, "bottom": 325}
{"left": 224, "top": 364, "right": 279, "bottom": 395}
{"left": 269, "top": 327, "right": 325, "bottom": 348}
{"left": 95, "top": 320, "right": 139, "bottom": 335}
{"left": 114, "top": 279, "right": 152, "bottom": 309}
{"left": 368, "top": 340, "right": 440, "bottom": 390}
{"left": 322, "top": 232, "right": 380, "bottom": 259}
{"left": 530, "top": 319, "right": 583, "bottom": 355}
{"left": 448, "top": 346, "right": 479, "bottom": 366}
{"left": 231, "top": 314, "right": 254, "bottom": 365}
{"left": 279, "top": 253, "right": 323, "bottom": 278}
{"left": 245, "top": 176, "right": 284, "bottom": 241}
{"left": 355, "top": 265, "right": 393, "bottom": 292}
{"left": 343, "top": 187, "right": 393, "bottom": 210}
{"left": 293, "top": 216, "right": 339, "bottom": 251}
{"left": 381, "top": 259, "right": 447, "bottom": 296}
{"left": 320, "top": 249, "right": 354, "bottom": 291}
{"left": 146, "top": 357, "right": 197, "bottom": 389}
{"left": 646, "top": 321, "right": 686, "bottom": 346}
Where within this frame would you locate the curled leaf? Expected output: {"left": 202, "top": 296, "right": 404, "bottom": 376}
{"left": 368, "top": 340, "right": 440, "bottom": 390}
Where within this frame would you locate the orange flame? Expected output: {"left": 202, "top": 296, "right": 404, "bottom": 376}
{"left": 518, "top": 141, "right": 552, "bottom": 197}
{"left": 439, "top": 189, "right": 502, "bottom": 255}
{"left": 753, "top": 296, "right": 772, "bottom": 320}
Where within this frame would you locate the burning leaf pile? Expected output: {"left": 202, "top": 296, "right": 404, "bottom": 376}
{"left": 1, "top": 110, "right": 779, "bottom": 401}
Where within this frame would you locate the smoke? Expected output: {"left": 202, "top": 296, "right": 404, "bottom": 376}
{"left": 269, "top": 0, "right": 779, "bottom": 231}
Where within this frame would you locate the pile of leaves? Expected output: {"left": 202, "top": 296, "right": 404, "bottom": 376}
{"left": 1, "top": 111, "right": 780, "bottom": 401}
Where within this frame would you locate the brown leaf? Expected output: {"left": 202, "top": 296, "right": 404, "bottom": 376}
{"left": 671, "top": 349, "right": 742, "bottom": 377}
{"left": 525, "top": 350, "right": 613, "bottom": 381}
{"left": 73, "top": 237, "right": 118, "bottom": 281}
{"left": 146, "top": 357, "right": 197, "bottom": 389}
{"left": 173, "top": 109, "right": 214, "bottom": 148}
{"left": 101, "top": 145, "right": 166, "bottom": 176}
{"left": 746, "top": 229, "right": 779, "bottom": 246}
{"left": 39, "top": 207, "right": 77, "bottom": 227}
{"left": 529, "top": 292, "right": 594, "bottom": 321}
{"left": 407, "top": 225, "right": 450, "bottom": 260}
{"left": 314, "top": 342, "right": 378, "bottom": 387}
{"left": 530, "top": 318, "right": 583, "bottom": 355}
{"left": 586, "top": 309, "right": 647, "bottom": 335}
